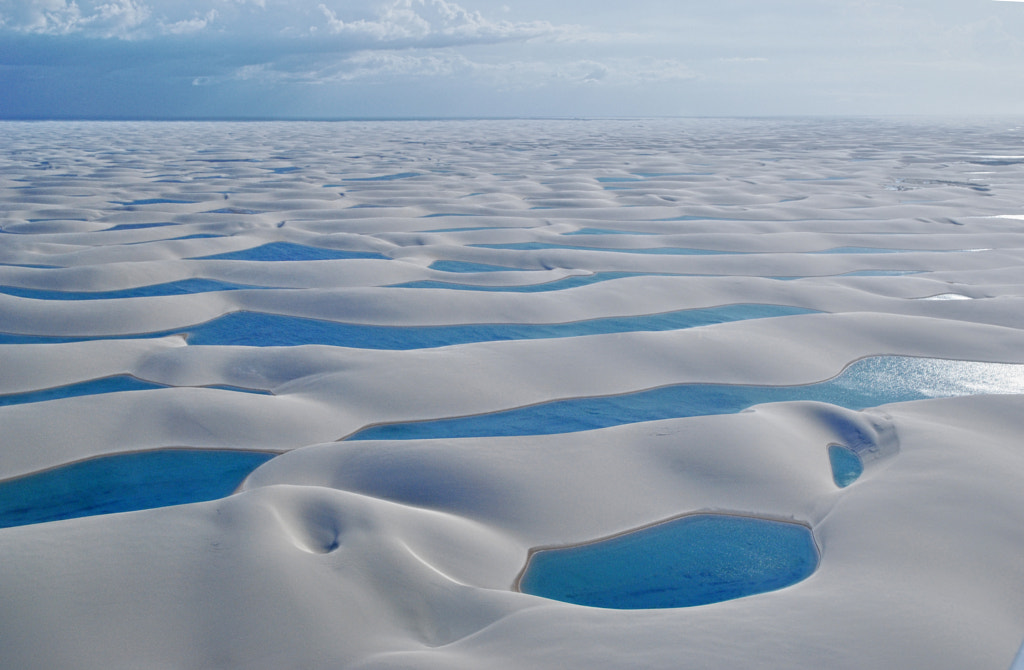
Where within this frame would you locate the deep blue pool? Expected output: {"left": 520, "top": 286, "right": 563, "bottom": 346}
{"left": 343, "top": 172, "right": 420, "bottom": 181}
{"left": 192, "top": 241, "right": 388, "bottom": 262}
{"left": 348, "top": 356, "right": 1024, "bottom": 440}
{"left": 518, "top": 514, "right": 818, "bottom": 609}
{"left": 112, "top": 198, "right": 196, "bottom": 206}
{"left": 828, "top": 445, "right": 863, "bottom": 487}
{"left": 0, "top": 278, "right": 274, "bottom": 300}
{"left": 104, "top": 221, "right": 178, "bottom": 231}
{"left": 0, "top": 449, "right": 276, "bottom": 529}
{"left": 0, "top": 376, "right": 271, "bottom": 407}
{"left": 0, "top": 304, "right": 815, "bottom": 348}
{"left": 428, "top": 260, "right": 533, "bottom": 273}
{"left": 0, "top": 376, "right": 166, "bottom": 407}
{"left": 389, "top": 272, "right": 652, "bottom": 293}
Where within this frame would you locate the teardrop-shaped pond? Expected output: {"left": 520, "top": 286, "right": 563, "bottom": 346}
{"left": 828, "top": 444, "right": 863, "bottom": 488}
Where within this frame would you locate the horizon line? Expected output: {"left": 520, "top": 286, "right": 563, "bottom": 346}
{"left": 1, "top": 113, "right": 1018, "bottom": 123}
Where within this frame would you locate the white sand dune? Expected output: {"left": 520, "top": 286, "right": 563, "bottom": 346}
{"left": 1, "top": 118, "right": 1023, "bottom": 669}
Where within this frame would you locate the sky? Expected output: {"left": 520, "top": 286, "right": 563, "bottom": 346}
{"left": 2, "top": 0, "right": 1024, "bottom": 119}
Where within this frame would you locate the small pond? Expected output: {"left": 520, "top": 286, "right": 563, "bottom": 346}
{"left": 828, "top": 444, "right": 863, "bottom": 488}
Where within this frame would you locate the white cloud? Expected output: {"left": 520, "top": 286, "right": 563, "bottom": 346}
{"left": 196, "top": 49, "right": 474, "bottom": 86}
{"left": 323, "top": 50, "right": 468, "bottom": 80}
{"left": 161, "top": 8, "right": 216, "bottom": 35}
{"left": 581, "top": 62, "right": 609, "bottom": 82}
{"left": 530, "top": 58, "right": 698, "bottom": 87}
{"left": 0, "top": 0, "right": 151, "bottom": 38}
{"left": 0, "top": 0, "right": 565, "bottom": 43}
{"left": 205, "top": 48, "right": 696, "bottom": 92}
{"left": 1, "top": 0, "right": 84, "bottom": 35}
{"left": 316, "top": 0, "right": 558, "bottom": 45}
{"left": 84, "top": 0, "right": 151, "bottom": 37}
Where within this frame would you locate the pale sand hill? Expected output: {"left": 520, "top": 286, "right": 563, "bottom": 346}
{"left": 1, "top": 119, "right": 1023, "bottom": 669}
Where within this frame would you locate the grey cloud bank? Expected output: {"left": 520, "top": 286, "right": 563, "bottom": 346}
{"left": 2, "top": 0, "right": 1024, "bottom": 118}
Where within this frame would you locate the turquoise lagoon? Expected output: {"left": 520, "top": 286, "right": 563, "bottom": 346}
{"left": 518, "top": 514, "right": 819, "bottom": 609}
{"left": 0, "top": 377, "right": 270, "bottom": 408}
{"left": 0, "top": 278, "right": 271, "bottom": 300}
{"left": 0, "top": 304, "right": 816, "bottom": 348}
{"left": 350, "top": 356, "right": 1024, "bottom": 440}
{"left": 0, "top": 449, "right": 275, "bottom": 529}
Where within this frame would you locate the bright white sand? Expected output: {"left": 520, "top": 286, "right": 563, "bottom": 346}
{"left": 1, "top": 118, "right": 1024, "bottom": 668}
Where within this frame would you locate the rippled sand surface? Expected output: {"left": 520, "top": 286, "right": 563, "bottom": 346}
{"left": 2, "top": 119, "right": 1024, "bottom": 669}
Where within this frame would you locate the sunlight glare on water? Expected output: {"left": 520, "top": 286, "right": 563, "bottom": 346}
{"left": 851, "top": 357, "right": 1024, "bottom": 399}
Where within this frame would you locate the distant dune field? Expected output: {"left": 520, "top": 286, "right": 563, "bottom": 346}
{"left": 1, "top": 118, "right": 1024, "bottom": 669}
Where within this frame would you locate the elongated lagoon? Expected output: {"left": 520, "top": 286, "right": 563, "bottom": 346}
{"left": 0, "top": 304, "right": 815, "bottom": 348}
{"left": 518, "top": 514, "right": 818, "bottom": 609}
{"left": 350, "top": 356, "right": 1024, "bottom": 440}
{"left": 0, "top": 449, "right": 275, "bottom": 529}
